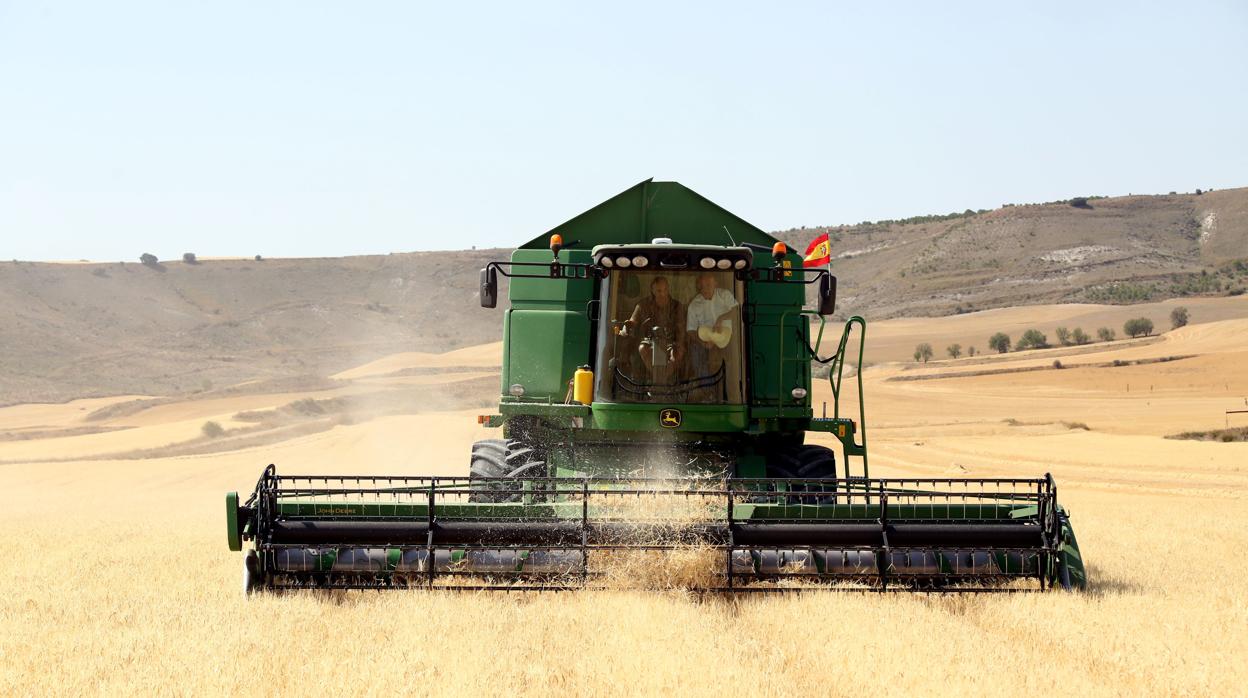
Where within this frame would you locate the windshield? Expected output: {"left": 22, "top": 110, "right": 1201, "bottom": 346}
{"left": 595, "top": 269, "right": 744, "bottom": 404}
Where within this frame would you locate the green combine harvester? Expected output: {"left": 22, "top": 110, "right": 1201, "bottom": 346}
{"left": 226, "top": 180, "right": 1087, "bottom": 593}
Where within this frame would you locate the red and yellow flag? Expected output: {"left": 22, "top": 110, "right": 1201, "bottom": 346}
{"left": 803, "top": 232, "right": 831, "bottom": 267}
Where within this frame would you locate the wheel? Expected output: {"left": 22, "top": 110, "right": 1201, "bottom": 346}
{"left": 765, "top": 443, "right": 837, "bottom": 479}
{"left": 469, "top": 439, "right": 547, "bottom": 502}
{"left": 765, "top": 443, "right": 837, "bottom": 504}
{"left": 242, "top": 550, "right": 262, "bottom": 597}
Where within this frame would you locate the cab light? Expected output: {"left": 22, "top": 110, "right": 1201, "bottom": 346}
{"left": 772, "top": 242, "right": 788, "bottom": 262}
{"left": 632, "top": 255, "right": 649, "bottom": 268}
{"left": 616, "top": 256, "right": 632, "bottom": 268}
{"left": 699, "top": 257, "right": 716, "bottom": 269}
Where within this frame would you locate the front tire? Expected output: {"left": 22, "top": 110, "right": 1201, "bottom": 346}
{"left": 469, "top": 439, "right": 548, "bottom": 502}
{"left": 765, "top": 443, "right": 837, "bottom": 503}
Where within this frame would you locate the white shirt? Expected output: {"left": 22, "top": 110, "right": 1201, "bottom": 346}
{"left": 686, "top": 288, "right": 738, "bottom": 331}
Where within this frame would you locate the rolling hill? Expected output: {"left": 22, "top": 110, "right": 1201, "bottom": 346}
{"left": 3, "top": 187, "right": 1245, "bottom": 404}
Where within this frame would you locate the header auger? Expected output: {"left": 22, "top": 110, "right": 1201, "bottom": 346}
{"left": 226, "top": 179, "right": 1086, "bottom": 593}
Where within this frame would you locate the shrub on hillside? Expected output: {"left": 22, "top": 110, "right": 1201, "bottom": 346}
{"left": 1097, "top": 327, "right": 1116, "bottom": 342}
{"left": 988, "top": 332, "right": 1010, "bottom": 354}
{"left": 1170, "top": 306, "right": 1189, "bottom": 329}
{"left": 1071, "top": 327, "right": 1090, "bottom": 345}
{"left": 1017, "top": 329, "right": 1048, "bottom": 350}
{"left": 1124, "top": 317, "right": 1154, "bottom": 338}
{"left": 967, "top": 346, "right": 977, "bottom": 357}
{"left": 140, "top": 253, "right": 158, "bottom": 267}
{"left": 201, "top": 421, "right": 225, "bottom": 438}
{"left": 182, "top": 252, "right": 198, "bottom": 264}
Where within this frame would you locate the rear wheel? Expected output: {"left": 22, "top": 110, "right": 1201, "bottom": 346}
{"left": 469, "top": 439, "right": 548, "bottom": 502}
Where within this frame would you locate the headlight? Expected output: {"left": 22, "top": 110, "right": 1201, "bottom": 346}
{"left": 632, "top": 255, "right": 649, "bottom": 268}
{"left": 509, "top": 384, "right": 526, "bottom": 397}
{"left": 733, "top": 259, "right": 747, "bottom": 270}
{"left": 599, "top": 256, "right": 614, "bottom": 268}
{"left": 616, "top": 256, "right": 631, "bottom": 268}
{"left": 716, "top": 258, "right": 732, "bottom": 270}
{"left": 791, "top": 387, "right": 808, "bottom": 400}
{"left": 699, "top": 257, "right": 716, "bottom": 269}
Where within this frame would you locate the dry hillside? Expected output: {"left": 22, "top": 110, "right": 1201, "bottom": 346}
{"left": 0, "top": 250, "right": 507, "bottom": 404}
{"left": 3, "top": 188, "right": 1245, "bottom": 404}
{"left": 781, "top": 187, "right": 1248, "bottom": 317}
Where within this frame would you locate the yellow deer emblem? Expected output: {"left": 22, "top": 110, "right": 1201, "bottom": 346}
{"left": 659, "top": 409, "right": 682, "bottom": 428}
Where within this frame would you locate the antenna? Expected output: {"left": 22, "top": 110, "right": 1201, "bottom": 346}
{"left": 722, "top": 225, "right": 737, "bottom": 246}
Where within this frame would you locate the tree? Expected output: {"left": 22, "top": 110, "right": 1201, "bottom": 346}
{"left": 139, "top": 253, "right": 158, "bottom": 266}
{"left": 1018, "top": 329, "right": 1048, "bottom": 350}
{"left": 988, "top": 332, "right": 1011, "bottom": 354}
{"left": 947, "top": 343, "right": 962, "bottom": 359}
{"left": 1170, "top": 306, "right": 1189, "bottom": 329}
{"left": 1055, "top": 326, "right": 1072, "bottom": 346}
{"left": 182, "top": 252, "right": 198, "bottom": 264}
{"left": 1097, "top": 327, "right": 1116, "bottom": 342}
{"left": 913, "top": 343, "right": 934, "bottom": 363}
{"left": 1123, "top": 317, "right": 1154, "bottom": 338}
{"left": 1071, "top": 327, "right": 1090, "bottom": 345}
{"left": 967, "top": 346, "right": 977, "bottom": 357}
{"left": 201, "top": 421, "right": 225, "bottom": 438}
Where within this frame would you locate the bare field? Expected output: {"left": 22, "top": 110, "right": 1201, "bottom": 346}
{"left": 2, "top": 304, "right": 1246, "bottom": 696}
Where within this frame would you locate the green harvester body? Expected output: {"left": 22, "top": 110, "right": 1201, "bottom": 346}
{"left": 226, "top": 180, "right": 1086, "bottom": 593}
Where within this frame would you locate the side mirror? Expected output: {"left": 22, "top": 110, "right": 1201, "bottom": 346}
{"left": 818, "top": 274, "right": 837, "bottom": 316}
{"left": 480, "top": 266, "right": 498, "bottom": 308}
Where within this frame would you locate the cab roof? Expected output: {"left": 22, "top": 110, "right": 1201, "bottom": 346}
{"left": 520, "top": 179, "right": 780, "bottom": 250}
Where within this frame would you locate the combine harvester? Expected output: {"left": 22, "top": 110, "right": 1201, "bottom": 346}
{"left": 226, "top": 180, "right": 1087, "bottom": 593}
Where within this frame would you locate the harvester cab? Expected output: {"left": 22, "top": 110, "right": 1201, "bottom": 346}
{"left": 226, "top": 180, "right": 1087, "bottom": 593}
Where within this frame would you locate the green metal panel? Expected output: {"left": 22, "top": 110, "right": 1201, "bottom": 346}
{"left": 746, "top": 249, "right": 809, "bottom": 415}
{"left": 506, "top": 309, "right": 590, "bottom": 400}
{"left": 521, "top": 180, "right": 780, "bottom": 250}
{"left": 507, "top": 248, "right": 594, "bottom": 305}
{"left": 503, "top": 248, "right": 594, "bottom": 401}
{"left": 589, "top": 403, "right": 749, "bottom": 432}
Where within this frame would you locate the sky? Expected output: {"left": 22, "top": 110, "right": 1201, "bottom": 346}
{"left": 1, "top": 1, "right": 1245, "bottom": 261}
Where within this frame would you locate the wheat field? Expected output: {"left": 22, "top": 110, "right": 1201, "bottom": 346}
{"left": 3, "top": 313, "right": 1247, "bottom": 696}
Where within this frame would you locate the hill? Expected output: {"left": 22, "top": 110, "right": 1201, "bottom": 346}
{"left": 780, "top": 187, "right": 1248, "bottom": 316}
{"left": 3, "top": 188, "right": 1245, "bottom": 404}
{"left": 0, "top": 250, "right": 507, "bottom": 404}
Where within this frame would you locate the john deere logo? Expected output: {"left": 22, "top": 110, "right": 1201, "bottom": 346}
{"left": 659, "top": 409, "right": 682, "bottom": 428}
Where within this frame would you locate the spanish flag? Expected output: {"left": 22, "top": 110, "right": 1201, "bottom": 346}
{"left": 803, "top": 232, "right": 831, "bottom": 267}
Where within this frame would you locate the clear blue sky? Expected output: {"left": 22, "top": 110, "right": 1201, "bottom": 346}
{"left": 2, "top": 1, "right": 1245, "bottom": 260}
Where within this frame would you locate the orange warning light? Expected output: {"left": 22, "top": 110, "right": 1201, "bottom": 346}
{"left": 771, "top": 242, "right": 787, "bottom": 262}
